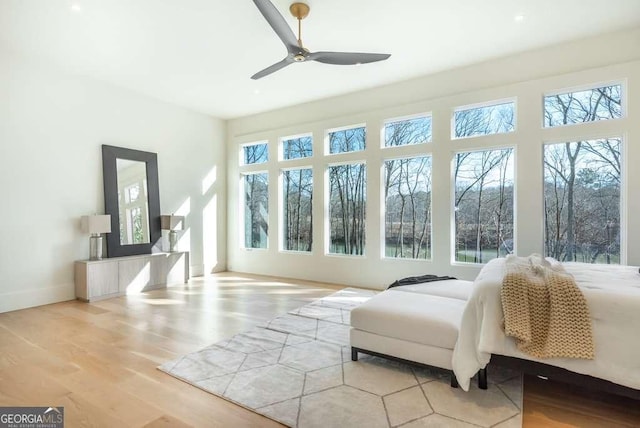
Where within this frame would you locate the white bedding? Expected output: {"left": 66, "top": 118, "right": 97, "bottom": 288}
{"left": 452, "top": 257, "right": 640, "bottom": 391}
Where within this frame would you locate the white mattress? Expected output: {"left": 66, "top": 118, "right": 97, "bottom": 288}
{"left": 452, "top": 257, "right": 640, "bottom": 391}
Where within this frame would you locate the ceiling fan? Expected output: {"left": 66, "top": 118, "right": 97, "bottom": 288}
{"left": 250, "top": 0, "right": 391, "bottom": 80}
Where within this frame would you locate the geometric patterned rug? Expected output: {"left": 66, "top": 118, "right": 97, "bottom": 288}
{"left": 159, "top": 288, "right": 523, "bottom": 427}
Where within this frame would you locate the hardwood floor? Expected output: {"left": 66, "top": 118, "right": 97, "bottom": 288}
{"left": 522, "top": 375, "right": 640, "bottom": 427}
{"left": 0, "top": 273, "right": 341, "bottom": 427}
{"left": 0, "top": 272, "right": 638, "bottom": 427}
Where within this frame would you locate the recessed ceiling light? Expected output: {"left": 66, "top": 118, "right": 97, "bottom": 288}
{"left": 253, "top": 89, "right": 261, "bottom": 95}
{"left": 514, "top": 14, "right": 525, "bottom": 22}
{"left": 71, "top": 3, "right": 82, "bottom": 12}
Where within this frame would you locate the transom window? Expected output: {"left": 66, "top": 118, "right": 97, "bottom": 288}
{"left": 242, "top": 142, "right": 269, "bottom": 165}
{"left": 327, "top": 125, "right": 366, "bottom": 154}
{"left": 544, "top": 84, "right": 622, "bottom": 127}
{"left": 453, "top": 101, "right": 515, "bottom": 139}
{"left": 282, "top": 134, "right": 313, "bottom": 160}
{"left": 384, "top": 115, "right": 432, "bottom": 147}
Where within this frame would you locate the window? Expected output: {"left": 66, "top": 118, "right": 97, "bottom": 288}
{"left": 243, "top": 173, "right": 269, "bottom": 249}
{"left": 544, "top": 84, "right": 622, "bottom": 127}
{"left": 282, "top": 168, "right": 313, "bottom": 252}
{"left": 242, "top": 142, "right": 269, "bottom": 165}
{"left": 544, "top": 138, "right": 621, "bottom": 264}
{"left": 328, "top": 163, "right": 366, "bottom": 255}
{"left": 454, "top": 101, "right": 515, "bottom": 138}
{"left": 384, "top": 156, "right": 432, "bottom": 259}
{"left": 282, "top": 135, "right": 313, "bottom": 160}
{"left": 328, "top": 125, "right": 366, "bottom": 154}
{"left": 384, "top": 115, "right": 432, "bottom": 147}
{"left": 454, "top": 148, "right": 514, "bottom": 263}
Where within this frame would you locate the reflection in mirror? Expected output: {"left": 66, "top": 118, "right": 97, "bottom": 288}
{"left": 116, "top": 159, "right": 150, "bottom": 245}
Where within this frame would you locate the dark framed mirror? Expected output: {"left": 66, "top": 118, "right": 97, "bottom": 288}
{"left": 102, "top": 145, "right": 161, "bottom": 257}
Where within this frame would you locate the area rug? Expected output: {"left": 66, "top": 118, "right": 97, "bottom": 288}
{"left": 159, "top": 288, "right": 523, "bottom": 427}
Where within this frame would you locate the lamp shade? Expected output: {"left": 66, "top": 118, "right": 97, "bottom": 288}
{"left": 81, "top": 215, "right": 111, "bottom": 234}
{"left": 161, "top": 215, "right": 184, "bottom": 231}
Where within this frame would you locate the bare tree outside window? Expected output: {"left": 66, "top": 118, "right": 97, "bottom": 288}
{"left": 544, "top": 84, "right": 622, "bottom": 127}
{"left": 243, "top": 143, "right": 269, "bottom": 165}
{"left": 384, "top": 156, "right": 432, "bottom": 259}
{"left": 454, "top": 101, "right": 515, "bottom": 138}
{"left": 283, "top": 168, "right": 313, "bottom": 252}
{"left": 283, "top": 135, "right": 313, "bottom": 160}
{"left": 454, "top": 148, "right": 514, "bottom": 263}
{"left": 329, "top": 163, "right": 366, "bottom": 255}
{"left": 384, "top": 116, "right": 432, "bottom": 147}
{"left": 244, "top": 173, "right": 269, "bottom": 248}
{"left": 329, "top": 126, "right": 365, "bottom": 154}
{"left": 543, "top": 83, "right": 622, "bottom": 264}
{"left": 544, "top": 139, "right": 621, "bottom": 264}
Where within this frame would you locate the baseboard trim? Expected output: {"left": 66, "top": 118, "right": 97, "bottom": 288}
{"left": 0, "top": 283, "right": 76, "bottom": 314}
{"left": 190, "top": 264, "right": 205, "bottom": 277}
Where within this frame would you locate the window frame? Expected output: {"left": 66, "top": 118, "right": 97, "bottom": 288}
{"left": 381, "top": 112, "right": 433, "bottom": 149}
{"left": 541, "top": 80, "right": 625, "bottom": 129}
{"left": 541, "top": 134, "right": 625, "bottom": 264}
{"left": 450, "top": 145, "right": 517, "bottom": 265}
{"left": 279, "top": 132, "right": 314, "bottom": 161}
{"left": 325, "top": 123, "right": 367, "bottom": 156}
{"left": 325, "top": 160, "right": 367, "bottom": 257}
{"left": 381, "top": 153, "right": 433, "bottom": 260}
{"left": 239, "top": 141, "right": 269, "bottom": 166}
{"left": 240, "top": 170, "right": 270, "bottom": 250}
{"left": 279, "top": 165, "right": 314, "bottom": 254}
{"left": 451, "top": 97, "right": 517, "bottom": 141}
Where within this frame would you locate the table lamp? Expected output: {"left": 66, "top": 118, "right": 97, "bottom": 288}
{"left": 161, "top": 214, "right": 184, "bottom": 252}
{"left": 81, "top": 215, "right": 111, "bottom": 260}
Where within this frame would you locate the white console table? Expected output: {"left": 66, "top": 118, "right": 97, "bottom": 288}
{"left": 75, "top": 252, "right": 189, "bottom": 302}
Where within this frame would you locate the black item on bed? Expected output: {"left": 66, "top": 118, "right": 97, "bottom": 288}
{"left": 387, "top": 274, "right": 457, "bottom": 289}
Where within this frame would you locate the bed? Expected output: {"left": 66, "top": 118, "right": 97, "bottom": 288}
{"left": 452, "top": 256, "right": 640, "bottom": 397}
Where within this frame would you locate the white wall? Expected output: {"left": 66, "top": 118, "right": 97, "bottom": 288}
{"left": 0, "top": 48, "right": 226, "bottom": 313}
{"left": 226, "top": 28, "right": 640, "bottom": 289}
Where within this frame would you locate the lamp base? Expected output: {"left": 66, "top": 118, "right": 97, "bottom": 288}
{"left": 168, "top": 230, "right": 178, "bottom": 252}
{"left": 89, "top": 235, "right": 103, "bottom": 260}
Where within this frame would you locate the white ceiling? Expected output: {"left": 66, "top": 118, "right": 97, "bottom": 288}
{"left": 2, "top": 1, "right": 640, "bottom": 119}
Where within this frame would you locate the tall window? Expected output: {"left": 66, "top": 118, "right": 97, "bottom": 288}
{"left": 544, "top": 138, "right": 621, "bottom": 264}
{"left": 282, "top": 135, "right": 313, "bottom": 160}
{"left": 384, "top": 156, "right": 432, "bottom": 259}
{"left": 384, "top": 115, "right": 432, "bottom": 147}
{"left": 243, "top": 173, "right": 269, "bottom": 249}
{"left": 454, "top": 148, "right": 514, "bottom": 263}
{"left": 283, "top": 168, "right": 313, "bottom": 252}
{"left": 328, "top": 125, "right": 366, "bottom": 154}
{"left": 544, "top": 84, "right": 622, "bottom": 127}
{"left": 328, "top": 163, "right": 366, "bottom": 255}
{"left": 242, "top": 142, "right": 269, "bottom": 165}
{"left": 454, "top": 101, "right": 515, "bottom": 138}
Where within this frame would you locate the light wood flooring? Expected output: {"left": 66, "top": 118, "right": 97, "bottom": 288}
{"left": 0, "top": 272, "right": 638, "bottom": 427}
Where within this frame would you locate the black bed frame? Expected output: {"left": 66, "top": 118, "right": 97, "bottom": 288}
{"left": 490, "top": 354, "right": 640, "bottom": 401}
{"left": 351, "top": 347, "right": 640, "bottom": 401}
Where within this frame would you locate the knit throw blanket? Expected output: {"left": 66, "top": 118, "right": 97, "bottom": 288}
{"left": 501, "top": 255, "right": 595, "bottom": 360}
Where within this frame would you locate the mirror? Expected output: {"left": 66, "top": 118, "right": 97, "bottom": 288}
{"left": 102, "top": 145, "right": 161, "bottom": 257}
{"left": 116, "top": 159, "right": 150, "bottom": 245}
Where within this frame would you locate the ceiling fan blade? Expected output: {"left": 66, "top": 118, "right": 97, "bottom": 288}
{"left": 251, "top": 57, "right": 294, "bottom": 80}
{"left": 252, "top": 0, "right": 299, "bottom": 53}
{"left": 307, "top": 51, "right": 391, "bottom": 65}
